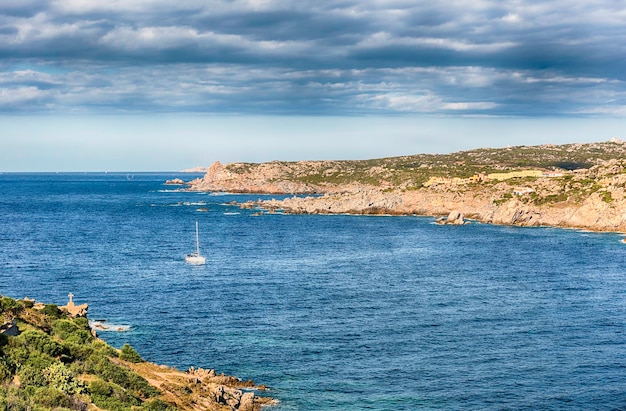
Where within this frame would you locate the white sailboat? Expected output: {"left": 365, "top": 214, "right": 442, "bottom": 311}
{"left": 185, "top": 221, "right": 206, "bottom": 264}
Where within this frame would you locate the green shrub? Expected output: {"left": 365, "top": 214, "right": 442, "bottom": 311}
{"left": 73, "top": 317, "right": 89, "bottom": 328}
{"left": 93, "top": 357, "right": 131, "bottom": 387}
{"left": 89, "top": 379, "right": 113, "bottom": 396}
{"left": 5, "top": 344, "right": 30, "bottom": 366}
{"left": 89, "top": 379, "right": 141, "bottom": 410}
{"left": 90, "top": 356, "right": 158, "bottom": 399}
{"left": 1, "top": 297, "right": 22, "bottom": 317}
{"left": 93, "top": 340, "right": 119, "bottom": 357}
{"left": 0, "top": 356, "right": 14, "bottom": 382}
{"left": 52, "top": 319, "right": 81, "bottom": 340}
{"left": 602, "top": 191, "right": 613, "bottom": 203}
{"left": 43, "top": 304, "right": 62, "bottom": 318}
{"left": 63, "top": 341, "right": 94, "bottom": 362}
{"left": 18, "top": 364, "right": 48, "bottom": 387}
{"left": 32, "top": 386, "right": 71, "bottom": 408}
{"left": 17, "top": 330, "right": 66, "bottom": 357}
{"left": 533, "top": 192, "right": 568, "bottom": 205}
{"left": 1, "top": 386, "right": 32, "bottom": 410}
{"left": 126, "top": 372, "right": 159, "bottom": 399}
{"left": 120, "top": 344, "right": 143, "bottom": 363}
{"left": 493, "top": 192, "right": 512, "bottom": 206}
{"left": 52, "top": 318, "right": 93, "bottom": 345}
{"left": 143, "top": 398, "right": 176, "bottom": 411}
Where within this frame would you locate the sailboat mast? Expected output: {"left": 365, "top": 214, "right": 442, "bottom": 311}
{"left": 195, "top": 221, "right": 200, "bottom": 254}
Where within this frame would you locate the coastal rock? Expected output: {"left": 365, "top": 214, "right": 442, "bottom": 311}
{"left": 239, "top": 392, "right": 255, "bottom": 411}
{"left": 446, "top": 210, "right": 465, "bottom": 225}
{"left": 511, "top": 209, "right": 541, "bottom": 226}
{"left": 165, "top": 178, "right": 186, "bottom": 185}
{"left": 209, "top": 383, "right": 243, "bottom": 409}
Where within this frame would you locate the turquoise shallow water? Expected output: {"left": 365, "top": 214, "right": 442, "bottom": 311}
{"left": 1, "top": 173, "right": 626, "bottom": 410}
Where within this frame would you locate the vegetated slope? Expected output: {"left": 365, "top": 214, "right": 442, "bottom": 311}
{"left": 189, "top": 140, "right": 626, "bottom": 193}
{"left": 0, "top": 295, "right": 272, "bottom": 411}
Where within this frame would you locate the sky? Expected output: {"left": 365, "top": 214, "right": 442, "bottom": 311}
{"left": 1, "top": 0, "right": 626, "bottom": 171}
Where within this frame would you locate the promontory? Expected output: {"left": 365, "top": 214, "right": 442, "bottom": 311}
{"left": 183, "top": 139, "right": 626, "bottom": 233}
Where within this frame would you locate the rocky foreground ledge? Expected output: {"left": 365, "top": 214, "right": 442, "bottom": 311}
{"left": 0, "top": 294, "right": 275, "bottom": 410}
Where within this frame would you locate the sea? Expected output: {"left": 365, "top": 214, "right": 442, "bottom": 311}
{"left": 1, "top": 172, "right": 626, "bottom": 410}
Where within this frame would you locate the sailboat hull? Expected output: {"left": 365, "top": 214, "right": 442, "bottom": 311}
{"left": 185, "top": 254, "right": 206, "bottom": 264}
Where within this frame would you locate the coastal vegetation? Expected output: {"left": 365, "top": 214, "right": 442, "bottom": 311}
{"left": 0, "top": 295, "right": 271, "bottom": 411}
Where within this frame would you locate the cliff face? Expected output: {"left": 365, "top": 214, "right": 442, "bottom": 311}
{"left": 187, "top": 140, "right": 626, "bottom": 233}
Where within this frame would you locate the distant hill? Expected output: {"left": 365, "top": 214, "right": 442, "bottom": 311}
{"left": 187, "top": 139, "right": 626, "bottom": 193}
{"left": 180, "top": 166, "right": 211, "bottom": 173}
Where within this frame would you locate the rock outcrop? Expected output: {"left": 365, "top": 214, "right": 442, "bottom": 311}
{"left": 259, "top": 182, "right": 626, "bottom": 232}
{"left": 446, "top": 210, "right": 465, "bottom": 225}
{"left": 189, "top": 161, "right": 323, "bottom": 194}
{"left": 165, "top": 178, "right": 186, "bottom": 185}
{"left": 141, "top": 366, "right": 274, "bottom": 411}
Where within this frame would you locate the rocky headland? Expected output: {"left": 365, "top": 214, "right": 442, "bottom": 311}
{"left": 0, "top": 294, "right": 274, "bottom": 410}
{"left": 185, "top": 140, "right": 626, "bottom": 233}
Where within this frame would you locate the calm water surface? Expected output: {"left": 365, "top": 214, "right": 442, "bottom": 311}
{"left": 1, "top": 173, "right": 625, "bottom": 410}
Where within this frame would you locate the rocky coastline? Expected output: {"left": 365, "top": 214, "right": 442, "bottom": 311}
{"left": 184, "top": 140, "right": 626, "bottom": 234}
{"left": 0, "top": 294, "right": 275, "bottom": 410}
{"left": 257, "top": 185, "right": 626, "bottom": 233}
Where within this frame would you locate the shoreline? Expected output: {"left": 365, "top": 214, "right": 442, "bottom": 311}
{"left": 182, "top": 140, "right": 626, "bottom": 235}
{"left": 233, "top": 189, "right": 626, "bottom": 236}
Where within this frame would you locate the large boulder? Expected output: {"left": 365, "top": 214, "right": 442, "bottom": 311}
{"left": 164, "top": 178, "right": 186, "bottom": 185}
{"left": 446, "top": 210, "right": 465, "bottom": 225}
{"left": 238, "top": 392, "right": 256, "bottom": 411}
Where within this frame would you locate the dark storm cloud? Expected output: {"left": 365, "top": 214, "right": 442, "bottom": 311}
{"left": 1, "top": 0, "right": 626, "bottom": 115}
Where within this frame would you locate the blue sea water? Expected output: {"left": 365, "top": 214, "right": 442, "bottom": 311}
{"left": 1, "top": 173, "right": 626, "bottom": 410}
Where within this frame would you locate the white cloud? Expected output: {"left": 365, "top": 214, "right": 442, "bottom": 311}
{"left": 367, "top": 93, "right": 442, "bottom": 112}
{"left": 0, "top": 86, "right": 46, "bottom": 105}
{"left": 501, "top": 13, "right": 522, "bottom": 23}
{"left": 99, "top": 25, "right": 206, "bottom": 49}
{"left": 357, "top": 32, "right": 517, "bottom": 53}
{"left": 50, "top": 0, "right": 200, "bottom": 14}
{"left": 443, "top": 102, "right": 497, "bottom": 110}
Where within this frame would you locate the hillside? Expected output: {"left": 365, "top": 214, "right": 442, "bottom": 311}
{"left": 0, "top": 295, "right": 273, "bottom": 411}
{"left": 187, "top": 139, "right": 626, "bottom": 194}
{"left": 184, "top": 139, "right": 626, "bottom": 233}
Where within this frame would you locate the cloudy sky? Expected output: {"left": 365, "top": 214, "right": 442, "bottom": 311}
{"left": 2, "top": 0, "right": 626, "bottom": 171}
